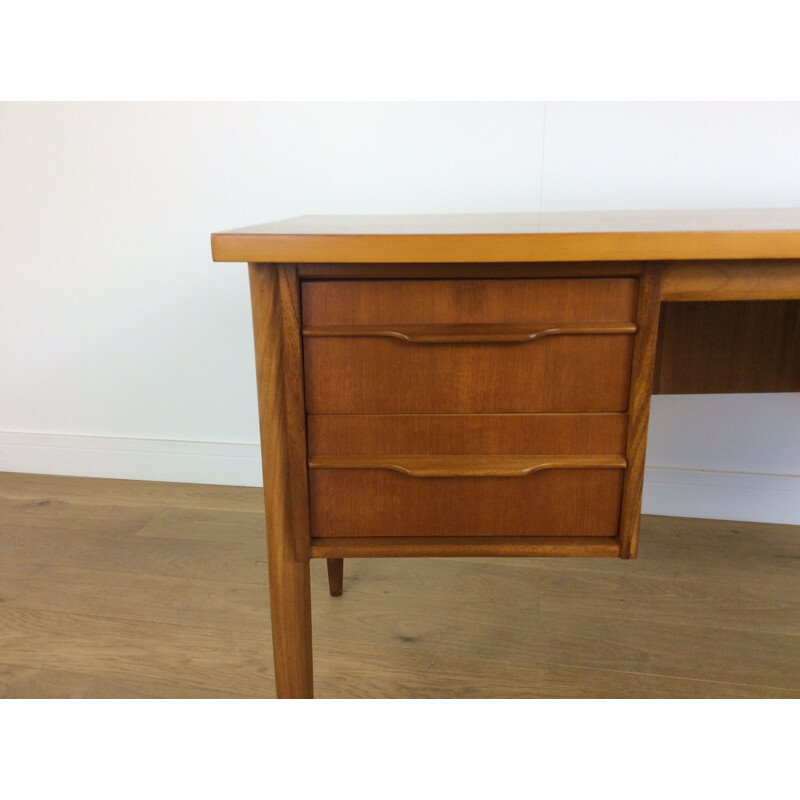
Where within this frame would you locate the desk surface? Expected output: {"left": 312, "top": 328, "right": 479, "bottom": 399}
{"left": 211, "top": 208, "right": 800, "bottom": 263}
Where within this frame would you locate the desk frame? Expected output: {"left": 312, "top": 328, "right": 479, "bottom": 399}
{"left": 213, "top": 213, "right": 800, "bottom": 698}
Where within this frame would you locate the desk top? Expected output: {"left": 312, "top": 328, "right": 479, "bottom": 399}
{"left": 211, "top": 208, "right": 800, "bottom": 263}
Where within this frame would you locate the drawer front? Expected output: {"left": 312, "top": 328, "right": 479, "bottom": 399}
{"left": 308, "top": 465, "right": 624, "bottom": 538}
{"left": 306, "top": 413, "right": 626, "bottom": 539}
{"left": 302, "top": 278, "right": 637, "bottom": 414}
{"left": 302, "top": 278, "right": 637, "bottom": 326}
{"left": 307, "top": 412, "right": 628, "bottom": 457}
{"left": 304, "top": 335, "right": 633, "bottom": 413}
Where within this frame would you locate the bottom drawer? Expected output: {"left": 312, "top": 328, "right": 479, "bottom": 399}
{"left": 308, "top": 457, "right": 625, "bottom": 538}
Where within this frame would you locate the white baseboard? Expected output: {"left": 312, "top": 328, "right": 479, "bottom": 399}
{"left": 643, "top": 467, "right": 800, "bottom": 525}
{"left": 0, "top": 432, "right": 263, "bottom": 487}
{"left": 1, "top": 432, "right": 799, "bottom": 524}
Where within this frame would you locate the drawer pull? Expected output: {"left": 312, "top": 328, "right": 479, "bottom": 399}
{"left": 302, "top": 322, "right": 637, "bottom": 343}
{"left": 308, "top": 454, "right": 626, "bottom": 477}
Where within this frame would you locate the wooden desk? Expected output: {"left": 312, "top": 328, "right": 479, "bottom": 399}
{"left": 211, "top": 209, "right": 800, "bottom": 698}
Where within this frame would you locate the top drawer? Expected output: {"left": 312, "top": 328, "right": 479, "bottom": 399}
{"left": 302, "top": 278, "right": 638, "bottom": 414}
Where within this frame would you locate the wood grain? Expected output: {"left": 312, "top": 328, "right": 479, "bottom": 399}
{"left": 278, "top": 264, "right": 312, "bottom": 561}
{"left": 661, "top": 260, "right": 800, "bottom": 301}
{"left": 0, "top": 605, "right": 274, "bottom": 698}
{"left": 312, "top": 553, "right": 800, "bottom": 692}
{"left": 310, "top": 642, "right": 800, "bottom": 700}
{"left": 301, "top": 278, "right": 637, "bottom": 326}
{"left": 304, "top": 336, "right": 635, "bottom": 414}
{"left": 0, "top": 664, "right": 259, "bottom": 700}
{"left": 307, "top": 413, "right": 628, "bottom": 457}
{"left": 619, "top": 265, "right": 663, "bottom": 558}
{"left": 0, "top": 563, "right": 269, "bottom": 633}
{"left": 248, "top": 263, "right": 313, "bottom": 698}
{"left": 2, "top": 519, "right": 266, "bottom": 584}
{"left": 0, "top": 470, "right": 264, "bottom": 513}
{"left": 308, "top": 468, "right": 624, "bottom": 538}
{"left": 654, "top": 300, "right": 800, "bottom": 393}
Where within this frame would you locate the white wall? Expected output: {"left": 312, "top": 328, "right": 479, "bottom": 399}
{"left": 1, "top": 102, "right": 799, "bottom": 523}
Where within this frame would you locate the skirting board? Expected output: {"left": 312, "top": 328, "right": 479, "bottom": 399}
{"left": 642, "top": 467, "right": 800, "bottom": 525}
{"left": 0, "top": 432, "right": 263, "bottom": 488}
{"left": 1, "top": 432, "right": 799, "bottom": 525}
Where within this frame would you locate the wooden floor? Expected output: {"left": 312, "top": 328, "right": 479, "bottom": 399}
{"left": 1, "top": 471, "right": 798, "bottom": 698}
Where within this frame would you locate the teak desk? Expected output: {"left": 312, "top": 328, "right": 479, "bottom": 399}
{"left": 211, "top": 210, "right": 800, "bottom": 698}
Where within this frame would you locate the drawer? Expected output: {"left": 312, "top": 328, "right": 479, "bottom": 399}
{"left": 307, "top": 412, "right": 628, "bottom": 457}
{"left": 306, "top": 413, "right": 627, "bottom": 539}
{"left": 308, "top": 460, "right": 624, "bottom": 538}
{"left": 302, "top": 278, "right": 638, "bottom": 414}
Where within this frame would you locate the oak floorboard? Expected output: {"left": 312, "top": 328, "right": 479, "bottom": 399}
{"left": 0, "top": 606, "right": 274, "bottom": 697}
{"left": 320, "top": 555, "right": 800, "bottom": 636}
{"left": 310, "top": 642, "right": 800, "bottom": 700}
{"left": 0, "top": 471, "right": 263, "bottom": 513}
{"left": 0, "top": 663, "right": 257, "bottom": 700}
{"left": 133, "top": 507, "right": 266, "bottom": 544}
{"left": 309, "top": 566, "right": 800, "bottom": 691}
{"left": 319, "top": 599, "right": 800, "bottom": 691}
{"left": 1, "top": 524, "right": 267, "bottom": 584}
{"left": 0, "top": 565, "right": 270, "bottom": 633}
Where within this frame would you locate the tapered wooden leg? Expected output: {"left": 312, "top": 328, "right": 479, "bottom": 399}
{"left": 326, "top": 558, "right": 344, "bottom": 596}
{"left": 619, "top": 264, "right": 663, "bottom": 559}
{"left": 250, "top": 262, "right": 314, "bottom": 698}
{"left": 267, "top": 526, "right": 313, "bottom": 698}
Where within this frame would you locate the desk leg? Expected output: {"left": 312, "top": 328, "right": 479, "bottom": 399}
{"left": 327, "top": 558, "right": 344, "bottom": 596}
{"left": 266, "top": 519, "right": 313, "bottom": 699}
{"left": 619, "top": 264, "right": 662, "bottom": 558}
{"left": 250, "top": 262, "right": 314, "bottom": 698}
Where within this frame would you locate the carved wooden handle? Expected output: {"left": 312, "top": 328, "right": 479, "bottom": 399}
{"left": 302, "top": 322, "right": 637, "bottom": 343}
{"left": 308, "top": 455, "right": 627, "bottom": 477}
